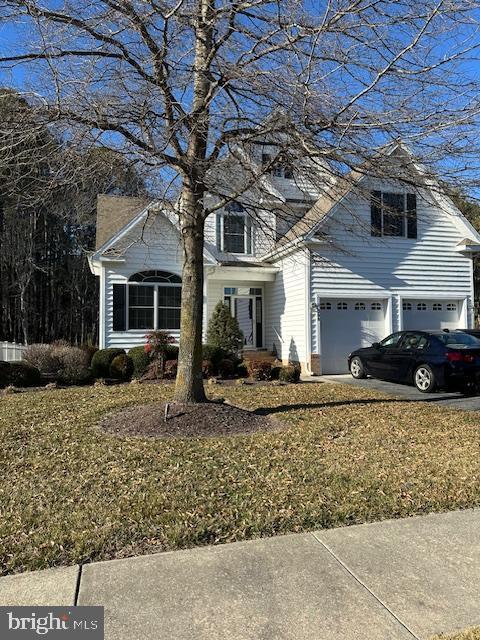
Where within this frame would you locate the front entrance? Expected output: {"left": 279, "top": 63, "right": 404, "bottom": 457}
{"left": 224, "top": 287, "right": 263, "bottom": 349}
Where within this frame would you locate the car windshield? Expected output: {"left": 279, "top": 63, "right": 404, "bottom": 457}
{"left": 436, "top": 332, "right": 480, "bottom": 348}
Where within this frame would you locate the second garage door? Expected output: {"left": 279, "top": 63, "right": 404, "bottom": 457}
{"left": 402, "top": 299, "right": 462, "bottom": 331}
{"left": 319, "top": 298, "right": 388, "bottom": 374}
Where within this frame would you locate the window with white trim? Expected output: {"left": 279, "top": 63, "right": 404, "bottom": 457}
{"left": 447, "top": 303, "right": 458, "bottom": 311}
{"left": 127, "top": 271, "right": 181, "bottom": 331}
{"left": 417, "top": 303, "right": 427, "bottom": 311}
{"left": 403, "top": 302, "right": 412, "bottom": 311}
{"left": 355, "top": 302, "right": 366, "bottom": 310}
{"left": 433, "top": 303, "right": 443, "bottom": 311}
{"left": 371, "top": 302, "right": 382, "bottom": 310}
{"left": 371, "top": 191, "right": 417, "bottom": 238}
{"left": 337, "top": 302, "right": 348, "bottom": 310}
{"left": 217, "top": 202, "right": 252, "bottom": 254}
{"left": 319, "top": 302, "right": 331, "bottom": 310}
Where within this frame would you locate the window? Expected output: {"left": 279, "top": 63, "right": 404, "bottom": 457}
{"left": 354, "top": 302, "right": 366, "bottom": 310}
{"left": 218, "top": 202, "right": 252, "bottom": 254}
{"left": 224, "top": 287, "right": 261, "bottom": 296}
{"left": 337, "top": 302, "right": 348, "bottom": 310}
{"left": 403, "top": 302, "right": 412, "bottom": 311}
{"left": 128, "top": 272, "right": 181, "bottom": 331}
{"left": 400, "top": 332, "right": 428, "bottom": 350}
{"left": 433, "top": 303, "right": 443, "bottom": 311}
{"left": 261, "top": 152, "right": 293, "bottom": 179}
{"left": 371, "top": 191, "right": 417, "bottom": 238}
{"left": 371, "top": 302, "right": 382, "bottom": 310}
{"left": 447, "top": 303, "right": 458, "bottom": 311}
{"left": 380, "top": 332, "right": 403, "bottom": 347}
{"left": 417, "top": 303, "right": 427, "bottom": 311}
{"left": 319, "top": 302, "right": 331, "bottom": 310}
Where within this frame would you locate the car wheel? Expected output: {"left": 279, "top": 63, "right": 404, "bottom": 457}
{"left": 414, "top": 365, "right": 436, "bottom": 393}
{"left": 350, "top": 356, "right": 366, "bottom": 379}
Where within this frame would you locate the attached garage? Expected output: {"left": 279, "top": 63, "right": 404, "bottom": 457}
{"left": 319, "top": 298, "right": 389, "bottom": 374}
{"left": 402, "top": 299, "right": 463, "bottom": 331}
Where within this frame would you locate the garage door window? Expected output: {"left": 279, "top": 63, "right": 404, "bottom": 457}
{"left": 447, "top": 303, "right": 457, "bottom": 311}
{"left": 319, "top": 302, "right": 331, "bottom": 310}
{"left": 433, "top": 303, "right": 442, "bottom": 311}
{"left": 371, "top": 302, "right": 382, "bottom": 310}
{"left": 402, "top": 302, "right": 412, "bottom": 311}
{"left": 417, "top": 303, "right": 427, "bottom": 311}
{"left": 354, "top": 302, "right": 366, "bottom": 310}
{"left": 337, "top": 302, "right": 348, "bottom": 310}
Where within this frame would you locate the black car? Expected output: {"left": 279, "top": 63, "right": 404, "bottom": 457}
{"left": 348, "top": 330, "right": 480, "bottom": 393}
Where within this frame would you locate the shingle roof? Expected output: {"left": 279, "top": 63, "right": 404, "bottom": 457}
{"left": 95, "top": 194, "right": 150, "bottom": 250}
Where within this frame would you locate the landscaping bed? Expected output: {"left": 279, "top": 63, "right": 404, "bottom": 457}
{"left": 100, "top": 400, "right": 280, "bottom": 438}
{"left": 1, "top": 382, "right": 480, "bottom": 575}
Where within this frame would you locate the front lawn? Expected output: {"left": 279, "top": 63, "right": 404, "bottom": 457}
{"left": 1, "top": 381, "right": 479, "bottom": 574}
{"left": 432, "top": 628, "right": 480, "bottom": 640}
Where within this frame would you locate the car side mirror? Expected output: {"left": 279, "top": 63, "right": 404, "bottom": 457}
{"left": 372, "top": 342, "right": 381, "bottom": 349}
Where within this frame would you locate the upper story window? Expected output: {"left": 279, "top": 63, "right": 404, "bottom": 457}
{"left": 371, "top": 191, "right": 417, "bottom": 239}
{"left": 216, "top": 202, "right": 253, "bottom": 254}
{"left": 261, "top": 153, "right": 294, "bottom": 179}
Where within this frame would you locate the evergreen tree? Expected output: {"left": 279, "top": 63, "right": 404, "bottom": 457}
{"left": 206, "top": 303, "right": 243, "bottom": 354}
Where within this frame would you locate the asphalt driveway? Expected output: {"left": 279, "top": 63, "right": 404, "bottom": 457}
{"left": 320, "top": 374, "right": 480, "bottom": 410}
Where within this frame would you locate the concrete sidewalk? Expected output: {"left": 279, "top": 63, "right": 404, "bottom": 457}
{"left": 1, "top": 510, "right": 479, "bottom": 639}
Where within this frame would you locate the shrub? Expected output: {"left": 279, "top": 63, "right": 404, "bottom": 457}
{"left": 56, "top": 347, "right": 91, "bottom": 385}
{"left": 270, "top": 365, "right": 282, "bottom": 381}
{"left": 80, "top": 344, "right": 98, "bottom": 366}
{"left": 8, "top": 362, "right": 41, "bottom": 387}
{"left": 91, "top": 348, "right": 126, "bottom": 378}
{"left": 24, "top": 343, "right": 61, "bottom": 374}
{"left": 0, "top": 361, "right": 11, "bottom": 388}
{"left": 206, "top": 302, "right": 243, "bottom": 354}
{"left": 218, "top": 358, "right": 235, "bottom": 378}
{"left": 109, "top": 354, "right": 134, "bottom": 380}
{"left": 128, "top": 346, "right": 151, "bottom": 378}
{"left": 246, "top": 360, "right": 272, "bottom": 381}
{"left": 164, "top": 359, "right": 178, "bottom": 379}
{"left": 202, "top": 345, "right": 227, "bottom": 369}
{"left": 202, "top": 359, "right": 214, "bottom": 378}
{"left": 165, "top": 344, "right": 179, "bottom": 361}
{"left": 279, "top": 365, "right": 301, "bottom": 383}
{"left": 236, "top": 361, "right": 249, "bottom": 378}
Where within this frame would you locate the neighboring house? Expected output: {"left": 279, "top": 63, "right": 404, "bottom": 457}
{"left": 88, "top": 144, "right": 480, "bottom": 375}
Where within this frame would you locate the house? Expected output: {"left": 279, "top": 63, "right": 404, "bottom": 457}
{"left": 88, "top": 144, "right": 480, "bottom": 375}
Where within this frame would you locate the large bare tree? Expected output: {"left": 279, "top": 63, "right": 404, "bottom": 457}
{"left": 1, "top": 0, "right": 480, "bottom": 401}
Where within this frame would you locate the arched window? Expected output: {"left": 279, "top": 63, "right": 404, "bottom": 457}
{"left": 127, "top": 271, "right": 182, "bottom": 330}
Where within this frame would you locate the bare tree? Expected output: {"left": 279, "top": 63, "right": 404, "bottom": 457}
{"left": 1, "top": 0, "right": 480, "bottom": 401}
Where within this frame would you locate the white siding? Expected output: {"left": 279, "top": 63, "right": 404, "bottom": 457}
{"left": 103, "top": 213, "right": 184, "bottom": 349}
{"left": 310, "top": 183, "right": 474, "bottom": 353}
{"left": 265, "top": 252, "right": 308, "bottom": 365}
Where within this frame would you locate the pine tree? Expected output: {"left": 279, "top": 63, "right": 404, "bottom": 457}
{"left": 206, "top": 303, "right": 243, "bottom": 354}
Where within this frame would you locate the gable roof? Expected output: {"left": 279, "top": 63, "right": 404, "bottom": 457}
{"left": 95, "top": 194, "right": 150, "bottom": 249}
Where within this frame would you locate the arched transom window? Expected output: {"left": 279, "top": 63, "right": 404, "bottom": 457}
{"left": 127, "top": 271, "right": 181, "bottom": 330}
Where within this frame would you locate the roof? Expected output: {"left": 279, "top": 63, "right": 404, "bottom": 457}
{"left": 95, "top": 194, "right": 150, "bottom": 250}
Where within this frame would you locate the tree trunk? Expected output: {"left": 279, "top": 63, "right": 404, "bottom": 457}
{"left": 174, "top": 186, "right": 207, "bottom": 403}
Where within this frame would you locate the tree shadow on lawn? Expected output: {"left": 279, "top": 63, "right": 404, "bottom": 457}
{"left": 253, "top": 394, "right": 468, "bottom": 415}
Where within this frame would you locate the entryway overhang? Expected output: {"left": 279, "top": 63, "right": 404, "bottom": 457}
{"left": 205, "top": 264, "right": 279, "bottom": 282}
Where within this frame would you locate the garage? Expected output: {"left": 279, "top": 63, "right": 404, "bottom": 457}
{"left": 402, "top": 299, "right": 462, "bottom": 331}
{"left": 319, "top": 298, "right": 388, "bottom": 374}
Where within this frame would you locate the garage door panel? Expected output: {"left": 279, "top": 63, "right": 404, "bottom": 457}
{"left": 402, "top": 299, "right": 461, "bottom": 331}
{"left": 320, "top": 299, "right": 387, "bottom": 375}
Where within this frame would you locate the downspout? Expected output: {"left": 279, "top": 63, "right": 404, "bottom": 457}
{"left": 304, "top": 249, "right": 312, "bottom": 375}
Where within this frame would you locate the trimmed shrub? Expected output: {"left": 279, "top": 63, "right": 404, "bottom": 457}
{"left": 56, "top": 347, "right": 91, "bottom": 385}
{"left": 128, "top": 346, "right": 151, "bottom": 378}
{"left": 270, "top": 365, "right": 282, "bottom": 381}
{"left": 279, "top": 365, "right": 301, "bottom": 383}
{"left": 202, "top": 345, "right": 227, "bottom": 366}
{"left": 109, "top": 354, "right": 134, "bottom": 380}
{"left": 246, "top": 360, "right": 272, "bottom": 381}
{"left": 8, "top": 362, "right": 41, "bottom": 387}
{"left": 91, "top": 348, "right": 126, "bottom": 378}
{"left": 206, "top": 302, "right": 243, "bottom": 353}
{"left": 236, "top": 361, "right": 249, "bottom": 378}
{"left": 0, "top": 361, "right": 11, "bottom": 388}
{"left": 218, "top": 358, "right": 235, "bottom": 378}
{"left": 164, "top": 359, "right": 178, "bottom": 379}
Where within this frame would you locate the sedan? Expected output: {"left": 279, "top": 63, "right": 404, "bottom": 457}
{"left": 348, "top": 330, "right": 480, "bottom": 393}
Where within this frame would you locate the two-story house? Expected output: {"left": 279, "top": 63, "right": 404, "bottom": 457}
{"left": 88, "top": 144, "right": 480, "bottom": 375}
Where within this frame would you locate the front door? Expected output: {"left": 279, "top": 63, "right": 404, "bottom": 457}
{"left": 234, "top": 296, "right": 255, "bottom": 348}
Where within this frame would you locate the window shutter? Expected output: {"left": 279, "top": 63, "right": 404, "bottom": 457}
{"left": 112, "top": 284, "right": 126, "bottom": 331}
{"left": 371, "top": 191, "right": 382, "bottom": 237}
{"left": 216, "top": 214, "right": 222, "bottom": 251}
{"left": 406, "top": 193, "right": 417, "bottom": 239}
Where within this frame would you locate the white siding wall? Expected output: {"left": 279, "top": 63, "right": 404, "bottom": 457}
{"left": 103, "top": 214, "right": 184, "bottom": 349}
{"left": 310, "top": 183, "right": 475, "bottom": 353}
{"left": 265, "top": 252, "right": 308, "bottom": 365}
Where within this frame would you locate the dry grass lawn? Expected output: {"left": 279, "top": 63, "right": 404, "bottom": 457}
{"left": 1, "top": 381, "right": 479, "bottom": 574}
{"left": 432, "top": 628, "right": 480, "bottom": 639}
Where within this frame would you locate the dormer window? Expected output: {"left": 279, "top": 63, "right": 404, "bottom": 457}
{"left": 216, "top": 202, "right": 253, "bottom": 254}
{"left": 262, "top": 153, "right": 294, "bottom": 179}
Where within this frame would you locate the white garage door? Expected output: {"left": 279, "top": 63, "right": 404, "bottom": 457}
{"left": 320, "top": 298, "right": 388, "bottom": 374}
{"left": 402, "top": 299, "right": 462, "bottom": 331}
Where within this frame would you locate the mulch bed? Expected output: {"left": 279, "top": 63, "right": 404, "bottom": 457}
{"left": 99, "top": 400, "right": 281, "bottom": 438}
